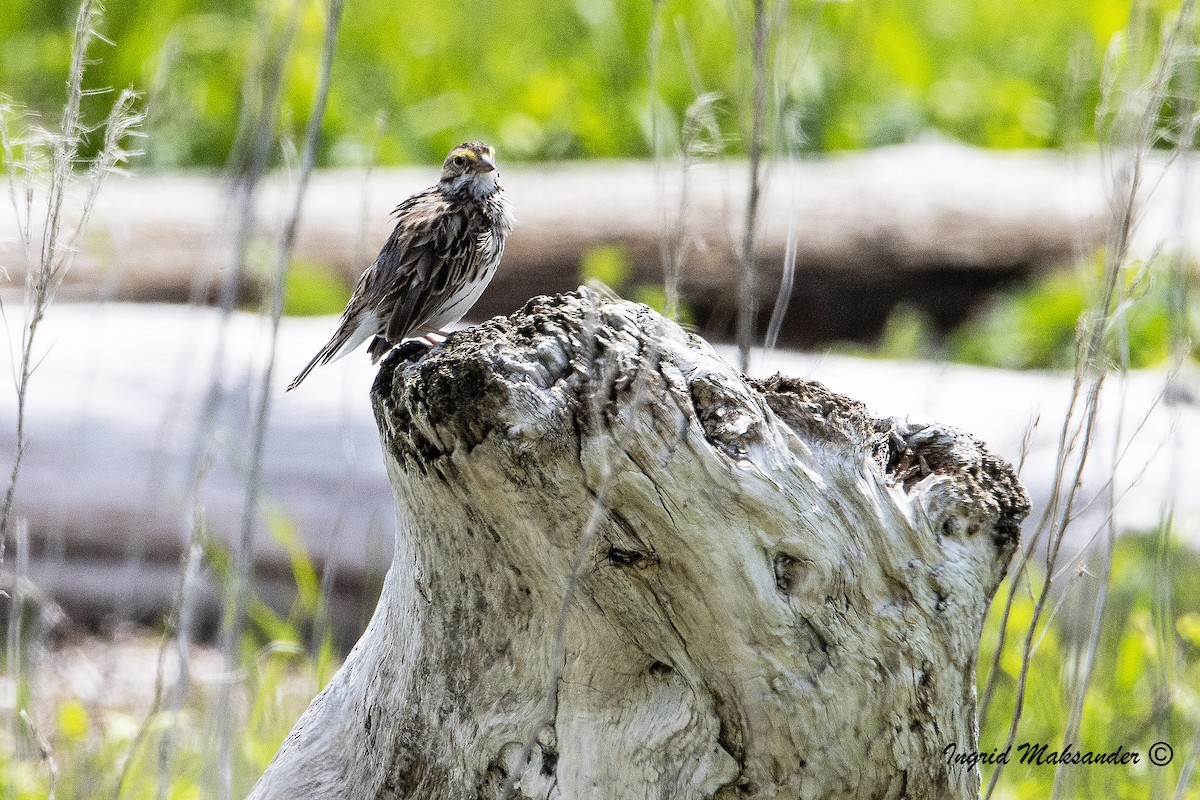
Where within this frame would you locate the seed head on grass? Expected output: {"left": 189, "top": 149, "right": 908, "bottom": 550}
{"left": 0, "top": 0, "right": 144, "bottom": 566}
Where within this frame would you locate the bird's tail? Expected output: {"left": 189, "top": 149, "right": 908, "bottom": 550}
{"left": 286, "top": 336, "right": 341, "bottom": 391}
{"left": 286, "top": 312, "right": 379, "bottom": 391}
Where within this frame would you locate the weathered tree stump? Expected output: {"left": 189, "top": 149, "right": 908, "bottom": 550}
{"left": 248, "top": 289, "right": 1029, "bottom": 800}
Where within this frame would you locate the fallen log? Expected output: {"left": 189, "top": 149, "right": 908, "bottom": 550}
{"left": 249, "top": 289, "right": 1029, "bottom": 799}
{"left": 4, "top": 302, "right": 1190, "bottom": 650}
{"left": 0, "top": 143, "right": 1108, "bottom": 347}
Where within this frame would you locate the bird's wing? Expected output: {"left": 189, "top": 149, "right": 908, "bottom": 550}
{"left": 287, "top": 188, "right": 485, "bottom": 390}
{"left": 286, "top": 190, "right": 443, "bottom": 389}
{"left": 374, "top": 194, "right": 477, "bottom": 342}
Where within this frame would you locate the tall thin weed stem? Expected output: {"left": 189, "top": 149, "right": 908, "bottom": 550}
{"left": 184, "top": 0, "right": 303, "bottom": 491}
{"left": 763, "top": 4, "right": 815, "bottom": 353}
{"left": 983, "top": 3, "right": 1192, "bottom": 796}
{"left": 214, "top": 1, "right": 344, "bottom": 797}
{"left": 665, "top": 94, "right": 721, "bottom": 321}
{"left": 736, "top": 0, "right": 769, "bottom": 372}
{"left": 116, "top": 459, "right": 210, "bottom": 800}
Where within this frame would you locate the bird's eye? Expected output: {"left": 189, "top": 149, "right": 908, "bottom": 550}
{"left": 452, "top": 155, "right": 467, "bottom": 168}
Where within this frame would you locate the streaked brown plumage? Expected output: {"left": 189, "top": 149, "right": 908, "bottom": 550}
{"left": 287, "top": 141, "right": 514, "bottom": 390}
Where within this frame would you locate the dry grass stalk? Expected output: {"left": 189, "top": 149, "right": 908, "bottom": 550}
{"left": 982, "top": 3, "right": 1195, "bottom": 796}
{"left": 214, "top": 1, "right": 345, "bottom": 797}
{"left": 736, "top": 0, "right": 770, "bottom": 372}
{"left": 0, "top": 0, "right": 143, "bottom": 565}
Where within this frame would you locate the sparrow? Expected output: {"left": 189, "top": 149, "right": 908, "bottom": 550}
{"left": 288, "top": 141, "right": 514, "bottom": 390}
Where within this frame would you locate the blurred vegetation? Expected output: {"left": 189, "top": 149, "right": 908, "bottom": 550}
{"left": 850, "top": 253, "right": 1199, "bottom": 369}
{"left": 979, "top": 532, "right": 1200, "bottom": 799}
{"left": 948, "top": 253, "right": 1195, "bottom": 370}
{"left": 581, "top": 243, "right": 696, "bottom": 324}
{"left": 2, "top": 0, "right": 1198, "bottom": 794}
{"left": 1, "top": 0, "right": 1195, "bottom": 170}
{"left": 0, "top": 515, "right": 340, "bottom": 800}
{"left": 0, "top": 639, "right": 327, "bottom": 800}
{"left": 4, "top": 529, "right": 1198, "bottom": 798}
{"left": 281, "top": 258, "right": 351, "bottom": 316}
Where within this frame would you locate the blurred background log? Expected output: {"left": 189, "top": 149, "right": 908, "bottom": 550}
{"left": 0, "top": 143, "right": 1116, "bottom": 348}
{"left": 4, "top": 142, "right": 1197, "bottom": 648}
{"left": 1, "top": 301, "right": 1195, "bottom": 648}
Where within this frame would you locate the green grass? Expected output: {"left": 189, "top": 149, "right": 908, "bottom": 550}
{"left": 0, "top": 517, "right": 338, "bottom": 800}
{"left": 978, "top": 533, "right": 1200, "bottom": 799}
{"left": 0, "top": 635, "right": 330, "bottom": 800}
{"left": 3, "top": 532, "right": 1197, "bottom": 798}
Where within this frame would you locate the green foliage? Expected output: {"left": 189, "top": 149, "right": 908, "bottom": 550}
{"left": 876, "top": 302, "right": 937, "bottom": 362}
{"left": 580, "top": 243, "right": 633, "bottom": 289}
{"left": 853, "top": 253, "right": 1197, "bottom": 370}
{"left": 282, "top": 258, "right": 351, "bottom": 317}
{"left": 978, "top": 533, "right": 1200, "bottom": 798}
{"left": 580, "top": 243, "right": 695, "bottom": 323}
{"left": 2, "top": 0, "right": 1194, "bottom": 169}
{"left": 0, "top": 506, "right": 340, "bottom": 799}
{"left": 947, "top": 254, "right": 1194, "bottom": 370}
{"left": 831, "top": 301, "right": 940, "bottom": 363}
{"left": 949, "top": 270, "right": 1092, "bottom": 370}
{"left": 631, "top": 282, "right": 692, "bottom": 324}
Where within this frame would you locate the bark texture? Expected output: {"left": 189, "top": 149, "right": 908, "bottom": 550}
{"left": 249, "top": 289, "right": 1029, "bottom": 800}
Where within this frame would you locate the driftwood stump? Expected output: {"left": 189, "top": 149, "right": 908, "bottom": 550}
{"left": 248, "top": 289, "right": 1029, "bottom": 800}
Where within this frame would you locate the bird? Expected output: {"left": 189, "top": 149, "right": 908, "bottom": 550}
{"left": 287, "top": 141, "right": 515, "bottom": 390}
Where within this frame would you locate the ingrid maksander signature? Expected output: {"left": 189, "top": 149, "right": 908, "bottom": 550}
{"left": 944, "top": 742, "right": 1157, "bottom": 769}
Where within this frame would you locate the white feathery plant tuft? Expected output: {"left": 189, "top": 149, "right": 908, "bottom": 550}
{"left": 0, "top": 0, "right": 144, "bottom": 568}
{"left": 1, "top": 0, "right": 141, "bottom": 791}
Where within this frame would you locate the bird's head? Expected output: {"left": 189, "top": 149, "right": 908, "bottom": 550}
{"left": 439, "top": 142, "right": 500, "bottom": 200}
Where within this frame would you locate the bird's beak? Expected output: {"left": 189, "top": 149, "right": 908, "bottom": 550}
{"left": 476, "top": 154, "right": 497, "bottom": 173}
